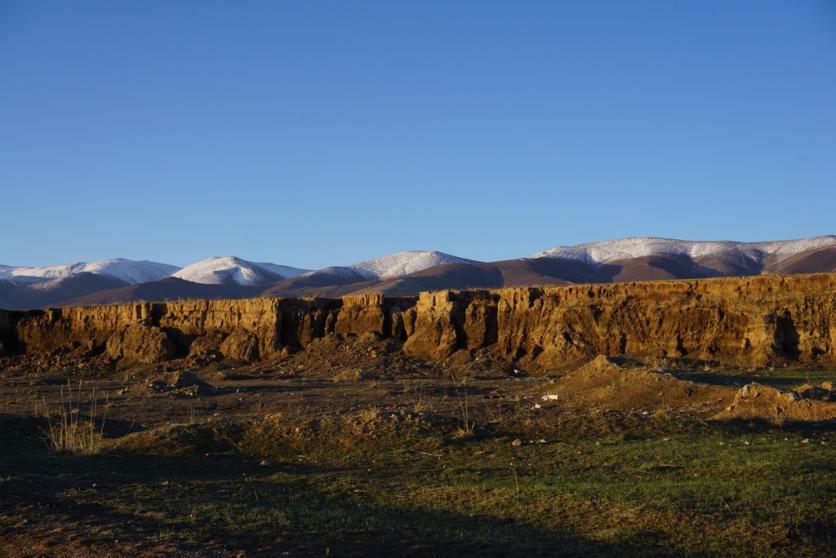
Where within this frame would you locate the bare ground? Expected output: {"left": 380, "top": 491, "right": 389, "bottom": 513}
{"left": 1, "top": 338, "right": 834, "bottom": 557}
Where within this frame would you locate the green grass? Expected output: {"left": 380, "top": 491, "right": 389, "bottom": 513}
{"left": 2, "top": 368, "right": 834, "bottom": 556}
{"left": 2, "top": 426, "right": 833, "bottom": 557}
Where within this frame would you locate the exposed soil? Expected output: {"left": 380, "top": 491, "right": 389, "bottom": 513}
{"left": 1, "top": 338, "right": 834, "bottom": 557}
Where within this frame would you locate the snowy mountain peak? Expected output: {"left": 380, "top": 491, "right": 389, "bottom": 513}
{"left": 0, "top": 258, "right": 179, "bottom": 285}
{"left": 351, "top": 250, "right": 476, "bottom": 279}
{"left": 172, "top": 257, "right": 308, "bottom": 286}
{"left": 532, "top": 236, "right": 836, "bottom": 265}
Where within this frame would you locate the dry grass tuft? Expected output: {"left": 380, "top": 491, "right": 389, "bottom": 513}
{"left": 451, "top": 374, "right": 476, "bottom": 437}
{"left": 40, "top": 380, "right": 109, "bottom": 455}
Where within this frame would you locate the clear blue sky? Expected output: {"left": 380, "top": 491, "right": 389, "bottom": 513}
{"left": 1, "top": 1, "right": 834, "bottom": 268}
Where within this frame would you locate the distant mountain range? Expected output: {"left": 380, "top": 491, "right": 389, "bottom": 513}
{"left": 0, "top": 258, "right": 178, "bottom": 285}
{"left": 1, "top": 236, "right": 834, "bottom": 309}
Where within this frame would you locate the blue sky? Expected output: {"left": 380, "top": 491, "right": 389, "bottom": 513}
{"left": 1, "top": 1, "right": 834, "bottom": 268}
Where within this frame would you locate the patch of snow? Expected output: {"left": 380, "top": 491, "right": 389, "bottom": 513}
{"left": 748, "top": 236, "right": 836, "bottom": 260}
{"left": 350, "top": 250, "right": 476, "bottom": 279}
{"left": 28, "top": 275, "right": 89, "bottom": 292}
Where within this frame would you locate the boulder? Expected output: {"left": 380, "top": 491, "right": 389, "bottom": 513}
{"left": 106, "top": 323, "right": 174, "bottom": 364}
{"left": 220, "top": 327, "right": 259, "bottom": 362}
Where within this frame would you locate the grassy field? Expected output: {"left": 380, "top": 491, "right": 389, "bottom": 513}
{"left": 0, "top": 364, "right": 834, "bottom": 557}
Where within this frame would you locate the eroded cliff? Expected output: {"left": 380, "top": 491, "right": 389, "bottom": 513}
{"left": 1, "top": 273, "right": 834, "bottom": 371}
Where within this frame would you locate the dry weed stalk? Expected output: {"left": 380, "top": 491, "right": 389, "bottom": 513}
{"left": 41, "top": 380, "right": 109, "bottom": 455}
{"left": 451, "top": 374, "right": 476, "bottom": 436}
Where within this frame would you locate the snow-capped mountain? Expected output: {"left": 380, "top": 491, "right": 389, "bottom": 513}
{"left": 1, "top": 237, "right": 833, "bottom": 309}
{"left": 298, "top": 251, "right": 475, "bottom": 283}
{"left": 172, "top": 257, "right": 308, "bottom": 286}
{"left": 532, "top": 236, "right": 836, "bottom": 265}
{"left": 351, "top": 250, "right": 476, "bottom": 279}
{"left": 0, "top": 258, "right": 179, "bottom": 285}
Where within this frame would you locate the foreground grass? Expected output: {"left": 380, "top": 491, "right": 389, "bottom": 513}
{"left": 2, "top": 425, "right": 833, "bottom": 557}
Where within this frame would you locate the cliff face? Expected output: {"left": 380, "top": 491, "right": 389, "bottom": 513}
{"left": 402, "top": 274, "right": 836, "bottom": 369}
{"left": 1, "top": 273, "right": 834, "bottom": 371}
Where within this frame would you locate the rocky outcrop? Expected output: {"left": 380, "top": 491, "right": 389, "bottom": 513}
{"left": 1, "top": 273, "right": 834, "bottom": 370}
{"left": 403, "top": 274, "right": 836, "bottom": 370}
{"left": 156, "top": 299, "right": 282, "bottom": 358}
{"left": 332, "top": 294, "right": 415, "bottom": 340}
{"left": 105, "top": 323, "right": 174, "bottom": 364}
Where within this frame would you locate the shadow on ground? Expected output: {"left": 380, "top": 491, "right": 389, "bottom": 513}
{"left": 0, "top": 437, "right": 676, "bottom": 558}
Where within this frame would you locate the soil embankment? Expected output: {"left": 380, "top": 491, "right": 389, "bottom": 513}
{"left": 1, "top": 273, "right": 834, "bottom": 371}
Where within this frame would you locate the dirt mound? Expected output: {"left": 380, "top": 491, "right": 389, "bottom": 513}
{"left": 107, "top": 420, "right": 240, "bottom": 456}
{"left": 248, "top": 407, "right": 450, "bottom": 441}
{"left": 714, "top": 382, "right": 836, "bottom": 424}
{"left": 573, "top": 354, "right": 628, "bottom": 377}
{"left": 553, "top": 355, "right": 731, "bottom": 412}
{"left": 108, "top": 406, "right": 454, "bottom": 458}
{"left": 274, "top": 333, "right": 436, "bottom": 380}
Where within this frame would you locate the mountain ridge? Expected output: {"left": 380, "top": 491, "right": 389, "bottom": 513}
{"left": 3, "top": 236, "right": 835, "bottom": 309}
{"left": 533, "top": 235, "right": 836, "bottom": 265}
{"left": 0, "top": 258, "right": 178, "bottom": 284}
